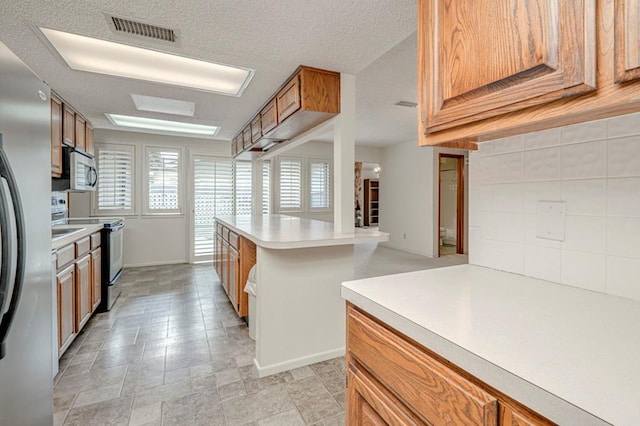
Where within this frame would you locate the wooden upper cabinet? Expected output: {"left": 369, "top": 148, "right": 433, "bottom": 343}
{"left": 277, "top": 75, "right": 302, "bottom": 123}
{"left": 422, "top": 0, "right": 597, "bottom": 133}
{"left": 51, "top": 94, "right": 63, "bottom": 177}
{"left": 63, "top": 105, "right": 75, "bottom": 147}
{"left": 242, "top": 125, "right": 252, "bottom": 149}
{"left": 251, "top": 115, "right": 262, "bottom": 144}
{"left": 615, "top": 0, "right": 640, "bottom": 83}
{"left": 260, "top": 100, "right": 278, "bottom": 134}
{"left": 85, "top": 124, "right": 94, "bottom": 157}
{"left": 75, "top": 115, "right": 86, "bottom": 152}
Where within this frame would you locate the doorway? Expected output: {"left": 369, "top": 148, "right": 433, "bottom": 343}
{"left": 438, "top": 154, "right": 464, "bottom": 256}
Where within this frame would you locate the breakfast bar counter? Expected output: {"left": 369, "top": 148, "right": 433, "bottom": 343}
{"left": 215, "top": 214, "right": 389, "bottom": 377}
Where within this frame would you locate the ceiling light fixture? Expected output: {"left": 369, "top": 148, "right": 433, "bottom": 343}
{"left": 106, "top": 113, "right": 219, "bottom": 136}
{"left": 39, "top": 27, "right": 254, "bottom": 96}
{"left": 131, "top": 94, "right": 195, "bottom": 117}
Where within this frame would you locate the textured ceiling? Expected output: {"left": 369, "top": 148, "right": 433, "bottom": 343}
{"left": 0, "top": 0, "right": 417, "bottom": 146}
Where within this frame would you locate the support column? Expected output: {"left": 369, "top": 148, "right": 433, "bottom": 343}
{"left": 333, "top": 73, "right": 356, "bottom": 233}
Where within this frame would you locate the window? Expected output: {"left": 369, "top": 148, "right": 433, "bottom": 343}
{"left": 145, "top": 147, "right": 181, "bottom": 214}
{"left": 234, "top": 161, "right": 253, "bottom": 215}
{"left": 309, "top": 159, "right": 331, "bottom": 210}
{"left": 262, "top": 161, "right": 270, "bottom": 215}
{"left": 278, "top": 157, "right": 302, "bottom": 211}
{"left": 94, "top": 143, "right": 134, "bottom": 215}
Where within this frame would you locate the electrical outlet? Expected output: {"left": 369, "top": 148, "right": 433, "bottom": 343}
{"left": 403, "top": 233, "right": 407, "bottom": 239}
{"left": 536, "top": 201, "right": 566, "bottom": 241}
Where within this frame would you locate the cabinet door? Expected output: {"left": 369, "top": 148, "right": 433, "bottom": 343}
{"left": 75, "top": 115, "right": 86, "bottom": 152}
{"left": 615, "top": 0, "right": 640, "bottom": 82}
{"left": 420, "top": 0, "right": 596, "bottom": 133}
{"left": 63, "top": 105, "right": 75, "bottom": 147}
{"left": 251, "top": 115, "right": 262, "bottom": 144}
{"left": 242, "top": 126, "right": 252, "bottom": 149}
{"left": 347, "top": 362, "right": 421, "bottom": 425}
{"left": 57, "top": 265, "right": 75, "bottom": 355}
{"left": 51, "top": 95, "right": 63, "bottom": 177}
{"left": 85, "top": 124, "right": 94, "bottom": 157}
{"left": 276, "top": 75, "right": 301, "bottom": 123}
{"left": 229, "top": 247, "right": 239, "bottom": 313}
{"left": 221, "top": 240, "right": 229, "bottom": 295}
{"left": 91, "top": 248, "right": 102, "bottom": 312}
{"left": 261, "top": 100, "right": 278, "bottom": 134}
{"left": 75, "top": 254, "right": 92, "bottom": 330}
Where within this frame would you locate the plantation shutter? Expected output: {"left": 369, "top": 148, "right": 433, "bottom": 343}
{"left": 278, "top": 158, "right": 302, "bottom": 210}
{"left": 262, "top": 161, "right": 270, "bottom": 214}
{"left": 96, "top": 144, "right": 134, "bottom": 214}
{"left": 147, "top": 148, "right": 180, "bottom": 213}
{"left": 309, "top": 159, "right": 330, "bottom": 209}
{"left": 234, "top": 161, "right": 253, "bottom": 215}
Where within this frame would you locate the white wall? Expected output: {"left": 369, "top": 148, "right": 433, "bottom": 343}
{"left": 69, "top": 129, "right": 230, "bottom": 267}
{"left": 379, "top": 141, "right": 468, "bottom": 257}
{"left": 468, "top": 111, "right": 640, "bottom": 302}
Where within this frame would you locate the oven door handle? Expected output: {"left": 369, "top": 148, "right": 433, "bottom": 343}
{"left": 108, "top": 223, "right": 124, "bottom": 232}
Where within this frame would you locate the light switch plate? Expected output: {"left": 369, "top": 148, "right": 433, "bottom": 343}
{"left": 537, "top": 201, "right": 566, "bottom": 241}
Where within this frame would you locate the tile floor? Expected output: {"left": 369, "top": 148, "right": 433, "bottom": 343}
{"left": 54, "top": 244, "right": 467, "bottom": 425}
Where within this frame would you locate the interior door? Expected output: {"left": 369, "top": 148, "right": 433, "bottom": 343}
{"left": 189, "top": 155, "right": 233, "bottom": 263}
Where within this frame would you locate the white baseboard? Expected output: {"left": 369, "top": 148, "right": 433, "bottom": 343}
{"left": 123, "top": 260, "right": 187, "bottom": 268}
{"left": 253, "top": 347, "right": 345, "bottom": 378}
{"left": 379, "top": 241, "right": 434, "bottom": 258}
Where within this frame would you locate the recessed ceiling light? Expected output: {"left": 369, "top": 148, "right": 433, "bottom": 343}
{"left": 131, "top": 94, "right": 195, "bottom": 117}
{"left": 106, "top": 113, "right": 219, "bottom": 136}
{"left": 39, "top": 27, "right": 254, "bottom": 96}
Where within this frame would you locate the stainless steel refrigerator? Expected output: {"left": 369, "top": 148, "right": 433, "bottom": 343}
{"left": 0, "top": 41, "right": 54, "bottom": 424}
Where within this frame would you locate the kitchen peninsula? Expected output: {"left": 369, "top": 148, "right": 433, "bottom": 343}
{"left": 215, "top": 214, "right": 389, "bottom": 377}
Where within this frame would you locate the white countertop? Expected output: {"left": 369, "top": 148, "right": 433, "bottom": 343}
{"left": 215, "top": 214, "right": 389, "bottom": 249}
{"left": 52, "top": 224, "right": 104, "bottom": 250}
{"left": 342, "top": 264, "right": 640, "bottom": 426}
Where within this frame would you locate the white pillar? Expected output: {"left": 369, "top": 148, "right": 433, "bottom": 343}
{"left": 334, "top": 73, "right": 356, "bottom": 233}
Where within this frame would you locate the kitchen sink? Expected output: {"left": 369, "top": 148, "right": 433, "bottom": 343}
{"left": 51, "top": 227, "right": 85, "bottom": 239}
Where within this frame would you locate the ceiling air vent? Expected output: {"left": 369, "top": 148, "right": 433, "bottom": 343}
{"left": 394, "top": 100, "right": 418, "bottom": 108}
{"left": 110, "top": 16, "right": 177, "bottom": 43}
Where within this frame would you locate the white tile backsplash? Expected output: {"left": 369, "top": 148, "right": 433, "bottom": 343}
{"left": 607, "top": 256, "right": 640, "bottom": 300}
{"left": 561, "top": 250, "right": 606, "bottom": 293}
{"left": 562, "top": 179, "right": 606, "bottom": 216}
{"left": 469, "top": 111, "right": 640, "bottom": 301}
{"left": 523, "top": 127, "right": 562, "bottom": 150}
{"left": 561, "top": 119, "right": 607, "bottom": 144}
{"left": 563, "top": 215, "right": 606, "bottom": 254}
{"left": 607, "top": 217, "right": 640, "bottom": 259}
{"left": 561, "top": 141, "right": 606, "bottom": 180}
{"left": 607, "top": 135, "right": 640, "bottom": 177}
{"left": 524, "top": 147, "right": 561, "bottom": 181}
{"left": 607, "top": 177, "right": 640, "bottom": 217}
{"left": 493, "top": 152, "right": 524, "bottom": 183}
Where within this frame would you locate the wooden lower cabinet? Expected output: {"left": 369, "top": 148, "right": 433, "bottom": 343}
{"left": 57, "top": 264, "right": 75, "bottom": 355}
{"left": 346, "top": 303, "right": 555, "bottom": 426}
{"left": 91, "top": 248, "right": 102, "bottom": 312}
{"left": 75, "top": 254, "right": 92, "bottom": 331}
{"left": 215, "top": 222, "right": 257, "bottom": 317}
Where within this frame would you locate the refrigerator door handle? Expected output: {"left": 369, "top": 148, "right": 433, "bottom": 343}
{"left": 0, "top": 140, "right": 26, "bottom": 360}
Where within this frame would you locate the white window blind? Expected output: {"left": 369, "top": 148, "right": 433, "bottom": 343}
{"left": 309, "top": 159, "right": 331, "bottom": 209}
{"left": 262, "top": 161, "right": 270, "bottom": 215}
{"left": 234, "top": 161, "right": 253, "bottom": 215}
{"left": 95, "top": 144, "right": 134, "bottom": 215}
{"left": 193, "top": 158, "right": 233, "bottom": 258}
{"left": 278, "top": 158, "right": 302, "bottom": 210}
{"left": 146, "top": 147, "right": 181, "bottom": 214}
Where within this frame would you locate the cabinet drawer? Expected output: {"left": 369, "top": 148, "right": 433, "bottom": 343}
{"left": 75, "top": 236, "right": 91, "bottom": 258}
{"left": 229, "top": 231, "right": 239, "bottom": 249}
{"left": 276, "top": 75, "right": 301, "bottom": 123}
{"left": 90, "top": 232, "right": 101, "bottom": 250}
{"left": 347, "top": 305, "right": 498, "bottom": 425}
{"left": 56, "top": 244, "right": 75, "bottom": 269}
{"left": 222, "top": 227, "right": 230, "bottom": 242}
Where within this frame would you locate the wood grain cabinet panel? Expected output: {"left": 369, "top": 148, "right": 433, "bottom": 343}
{"left": 242, "top": 126, "right": 252, "bottom": 149}
{"left": 615, "top": 0, "right": 640, "bottom": 82}
{"left": 261, "top": 100, "right": 278, "bottom": 134}
{"left": 57, "top": 264, "right": 75, "bottom": 356}
{"left": 75, "top": 115, "right": 86, "bottom": 152}
{"left": 63, "top": 105, "right": 75, "bottom": 147}
{"left": 251, "top": 115, "right": 262, "bottom": 145}
{"left": 91, "top": 248, "right": 102, "bottom": 313}
{"left": 422, "top": 0, "right": 597, "bottom": 133}
{"left": 277, "top": 76, "right": 302, "bottom": 123}
{"left": 85, "top": 124, "right": 94, "bottom": 157}
{"left": 51, "top": 94, "right": 63, "bottom": 177}
{"left": 75, "top": 254, "right": 92, "bottom": 331}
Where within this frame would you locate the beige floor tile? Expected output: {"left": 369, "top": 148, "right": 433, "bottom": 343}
{"left": 73, "top": 383, "right": 123, "bottom": 408}
{"left": 257, "top": 409, "right": 306, "bottom": 426}
{"left": 222, "top": 385, "right": 296, "bottom": 426}
{"left": 128, "top": 402, "right": 162, "bottom": 426}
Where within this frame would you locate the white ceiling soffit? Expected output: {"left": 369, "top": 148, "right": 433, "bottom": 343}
{"left": 0, "top": 1, "right": 417, "bottom": 144}
{"left": 131, "top": 94, "right": 196, "bottom": 117}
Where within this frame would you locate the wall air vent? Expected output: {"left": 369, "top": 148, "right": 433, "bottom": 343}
{"left": 394, "top": 100, "right": 418, "bottom": 108}
{"left": 110, "top": 16, "right": 177, "bottom": 43}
